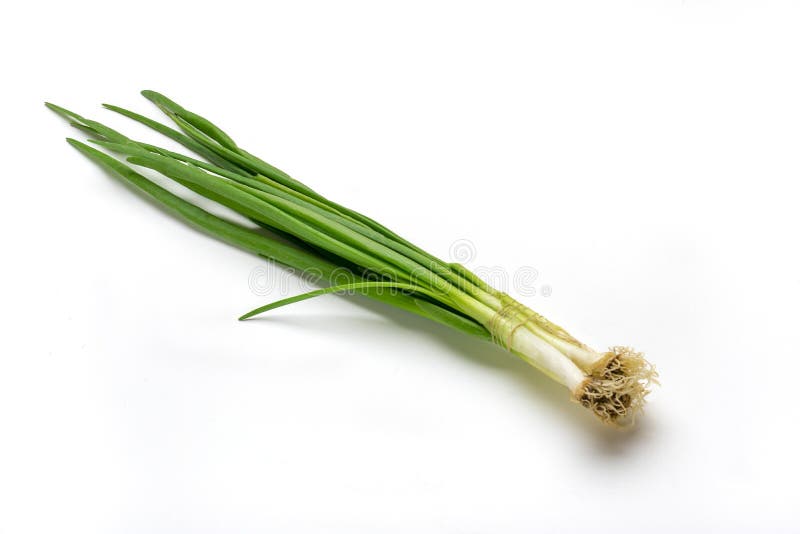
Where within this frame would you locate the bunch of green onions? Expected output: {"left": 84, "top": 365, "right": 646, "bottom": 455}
{"left": 48, "top": 91, "right": 656, "bottom": 426}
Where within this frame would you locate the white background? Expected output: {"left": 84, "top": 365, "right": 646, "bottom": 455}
{"left": 2, "top": 1, "right": 799, "bottom": 532}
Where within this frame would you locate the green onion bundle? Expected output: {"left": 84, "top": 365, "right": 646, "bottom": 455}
{"left": 48, "top": 91, "right": 656, "bottom": 426}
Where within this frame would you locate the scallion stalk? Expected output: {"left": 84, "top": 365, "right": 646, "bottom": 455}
{"left": 48, "top": 92, "right": 656, "bottom": 426}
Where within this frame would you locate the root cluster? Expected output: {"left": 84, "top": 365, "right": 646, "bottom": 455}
{"left": 577, "top": 346, "right": 658, "bottom": 426}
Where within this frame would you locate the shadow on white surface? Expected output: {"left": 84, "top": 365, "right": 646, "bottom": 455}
{"left": 244, "top": 294, "right": 661, "bottom": 455}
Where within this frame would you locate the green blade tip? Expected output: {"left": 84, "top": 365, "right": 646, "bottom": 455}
{"left": 45, "top": 102, "right": 77, "bottom": 119}
{"left": 141, "top": 89, "right": 170, "bottom": 106}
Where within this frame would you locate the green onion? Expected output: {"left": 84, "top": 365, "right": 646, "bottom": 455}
{"left": 47, "top": 92, "right": 657, "bottom": 426}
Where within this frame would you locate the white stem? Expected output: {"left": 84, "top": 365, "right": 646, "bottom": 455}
{"left": 542, "top": 334, "right": 605, "bottom": 371}
{"left": 457, "top": 295, "right": 587, "bottom": 391}
{"left": 508, "top": 327, "right": 586, "bottom": 391}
